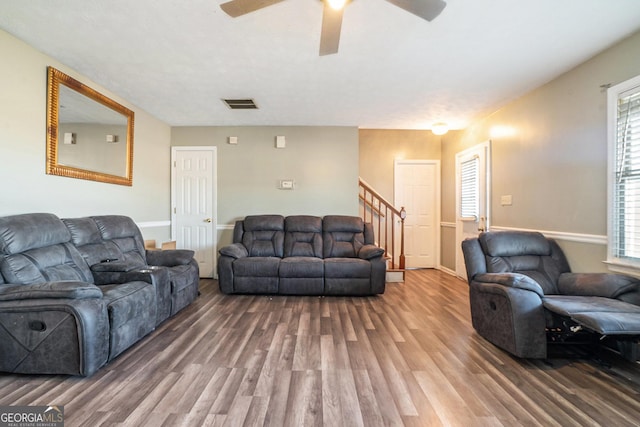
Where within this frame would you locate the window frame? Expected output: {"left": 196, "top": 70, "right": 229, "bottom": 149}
{"left": 607, "top": 74, "right": 640, "bottom": 276}
{"left": 459, "top": 155, "right": 480, "bottom": 221}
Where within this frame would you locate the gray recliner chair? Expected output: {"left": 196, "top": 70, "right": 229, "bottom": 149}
{"left": 462, "top": 231, "right": 640, "bottom": 359}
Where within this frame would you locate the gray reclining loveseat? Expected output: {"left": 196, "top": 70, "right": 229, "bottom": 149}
{"left": 0, "top": 213, "right": 199, "bottom": 376}
{"left": 462, "top": 230, "right": 640, "bottom": 359}
{"left": 218, "top": 215, "right": 386, "bottom": 295}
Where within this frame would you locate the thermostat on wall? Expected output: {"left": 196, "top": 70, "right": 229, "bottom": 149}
{"left": 279, "top": 179, "right": 294, "bottom": 190}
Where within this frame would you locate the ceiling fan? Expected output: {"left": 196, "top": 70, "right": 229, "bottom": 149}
{"left": 219, "top": 0, "right": 447, "bottom": 56}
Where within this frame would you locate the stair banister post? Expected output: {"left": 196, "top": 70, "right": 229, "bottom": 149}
{"left": 399, "top": 206, "right": 406, "bottom": 269}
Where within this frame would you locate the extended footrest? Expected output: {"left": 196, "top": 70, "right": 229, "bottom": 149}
{"left": 543, "top": 295, "right": 640, "bottom": 336}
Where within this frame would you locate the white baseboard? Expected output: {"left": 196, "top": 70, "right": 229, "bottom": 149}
{"left": 386, "top": 270, "right": 404, "bottom": 283}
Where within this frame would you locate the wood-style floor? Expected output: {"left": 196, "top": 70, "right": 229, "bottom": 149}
{"left": 1, "top": 270, "right": 639, "bottom": 426}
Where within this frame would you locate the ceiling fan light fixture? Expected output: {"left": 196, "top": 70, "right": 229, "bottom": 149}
{"left": 326, "top": 0, "right": 347, "bottom": 11}
{"left": 431, "top": 122, "right": 449, "bottom": 135}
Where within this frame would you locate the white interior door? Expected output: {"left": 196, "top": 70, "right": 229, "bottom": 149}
{"left": 455, "top": 141, "right": 491, "bottom": 279}
{"left": 171, "top": 147, "right": 217, "bottom": 278}
{"left": 394, "top": 160, "right": 440, "bottom": 268}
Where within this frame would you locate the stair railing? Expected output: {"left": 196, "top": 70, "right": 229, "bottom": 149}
{"left": 359, "top": 177, "right": 406, "bottom": 269}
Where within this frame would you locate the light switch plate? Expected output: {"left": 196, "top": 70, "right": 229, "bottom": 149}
{"left": 63, "top": 132, "right": 75, "bottom": 145}
{"left": 279, "top": 179, "right": 294, "bottom": 190}
{"left": 501, "top": 195, "right": 513, "bottom": 206}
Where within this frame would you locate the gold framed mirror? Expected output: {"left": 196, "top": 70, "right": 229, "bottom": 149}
{"left": 46, "top": 66, "right": 134, "bottom": 186}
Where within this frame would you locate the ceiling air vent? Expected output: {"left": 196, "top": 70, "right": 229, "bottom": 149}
{"left": 223, "top": 99, "right": 258, "bottom": 109}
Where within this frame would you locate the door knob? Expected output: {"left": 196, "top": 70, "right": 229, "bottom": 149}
{"left": 204, "top": 218, "right": 212, "bottom": 223}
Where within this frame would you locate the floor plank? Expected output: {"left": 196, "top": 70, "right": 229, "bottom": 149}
{"left": 1, "top": 270, "right": 639, "bottom": 426}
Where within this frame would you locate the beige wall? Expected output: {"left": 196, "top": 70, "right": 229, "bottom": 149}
{"left": 5, "top": 24, "right": 640, "bottom": 273}
{"left": 0, "top": 30, "right": 172, "bottom": 242}
{"left": 172, "top": 126, "right": 360, "bottom": 247}
{"left": 442, "top": 30, "right": 640, "bottom": 273}
{"left": 359, "top": 129, "right": 441, "bottom": 202}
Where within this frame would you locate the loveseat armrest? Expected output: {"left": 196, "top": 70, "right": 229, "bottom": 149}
{"left": 558, "top": 273, "right": 640, "bottom": 304}
{"left": 218, "top": 243, "right": 249, "bottom": 259}
{"left": 146, "top": 249, "right": 195, "bottom": 267}
{"left": 91, "top": 265, "right": 171, "bottom": 325}
{"left": 0, "top": 281, "right": 102, "bottom": 302}
{"left": 90, "top": 260, "right": 140, "bottom": 273}
{"left": 90, "top": 264, "right": 168, "bottom": 286}
{"left": 473, "top": 273, "right": 545, "bottom": 297}
{"left": 358, "top": 244, "right": 385, "bottom": 260}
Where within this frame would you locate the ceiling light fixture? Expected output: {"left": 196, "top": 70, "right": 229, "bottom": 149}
{"left": 326, "top": 0, "right": 347, "bottom": 11}
{"left": 431, "top": 122, "right": 449, "bottom": 135}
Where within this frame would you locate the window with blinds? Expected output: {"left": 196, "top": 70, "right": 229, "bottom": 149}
{"left": 460, "top": 156, "right": 479, "bottom": 220}
{"left": 611, "top": 78, "right": 640, "bottom": 263}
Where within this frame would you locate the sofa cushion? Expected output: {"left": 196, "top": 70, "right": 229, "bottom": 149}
{"left": 242, "top": 215, "right": 285, "bottom": 257}
{"left": 323, "top": 215, "right": 365, "bottom": 258}
{"left": 63, "top": 217, "right": 103, "bottom": 247}
{"left": 284, "top": 216, "right": 322, "bottom": 258}
{"left": 280, "top": 257, "right": 324, "bottom": 278}
{"left": 233, "top": 257, "right": 280, "bottom": 277}
{"left": 479, "top": 231, "right": 550, "bottom": 257}
{"left": 324, "top": 258, "right": 371, "bottom": 278}
{"left": 0, "top": 213, "right": 71, "bottom": 255}
{"left": 477, "top": 231, "right": 566, "bottom": 294}
{"left": 91, "top": 216, "right": 147, "bottom": 266}
{"left": 0, "top": 243, "right": 94, "bottom": 285}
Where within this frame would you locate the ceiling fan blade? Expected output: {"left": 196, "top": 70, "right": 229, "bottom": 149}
{"left": 319, "top": 2, "right": 344, "bottom": 56}
{"left": 220, "top": 0, "right": 286, "bottom": 17}
{"left": 384, "top": 0, "right": 446, "bottom": 21}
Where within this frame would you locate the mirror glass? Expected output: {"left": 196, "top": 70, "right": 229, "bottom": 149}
{"left": 46, "top": 67, "right": 134, "bottom": 186}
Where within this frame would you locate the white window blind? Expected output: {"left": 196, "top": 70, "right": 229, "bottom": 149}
{"left": 460, "top": 156, "right": 479, "bottom": 219}
{"left": 612, "top": 83, "right": 640, "bottom": 261}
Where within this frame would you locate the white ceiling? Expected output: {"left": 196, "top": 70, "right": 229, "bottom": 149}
{"left": 3, "top": 0, "right": 640, "bottom": 130}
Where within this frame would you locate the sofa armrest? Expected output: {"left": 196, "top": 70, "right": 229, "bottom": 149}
{"left": 558, "top": 273, "right": 640, "bottom": 301}
{"left": 0, "top": 281, "right": 102, "bottom": 301}
{"left": 90, "top": 265, "right": 168, "bottom": 286}
{"left": 90, "top": 260, "right": 140, "bottom": 273}
{"left": 358, "top": 244, "right": 385, "bottom": 260}
{"left": 473, "top": 273, "right": 545, "bottom": 297}
{"left": 469, "top": 281, "right": 547, "bottom": 358}
{"left": 219, "top": 243, "right": 248, "bottom": 259}
{"left": 146, "top": 249, "right": 195, "bottom": 267}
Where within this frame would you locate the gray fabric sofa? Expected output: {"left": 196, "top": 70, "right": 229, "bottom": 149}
{"left": 0, "top": 213, "right": 199, "bottom": 376}
{"left": 462, "top": 230, "right": 640, "bottom": 359}
{"left": 218, "top": 215, "right": 386, "bottom": 295}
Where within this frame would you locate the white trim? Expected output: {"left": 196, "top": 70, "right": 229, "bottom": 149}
{"left": 136, "top": 220, "right": 171, "bottom": 229}
{"left": 440, "top": 222, "right": 456, "bottom": 228}
{"left": 438, "top": 265, "right": 458, "bottom": 277}
{"left": 603, "top": 260, "right": 640, "bottom": 279}
{"left": 218, "top": 224, "right": 235, "bottom": 230}
{"left": 607, "top": 74, "right": 640, "bottom": 268}
{"left": 489, "top": 225, "right": 607, "bottom": 245}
